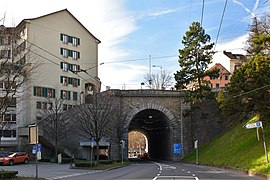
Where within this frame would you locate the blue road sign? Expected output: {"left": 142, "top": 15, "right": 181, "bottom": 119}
{"left": 32, "top": 145, "right": 37, "bottom": 154}
{"left": 173, "top": 144, "right": 181, "bottom": 155}
{"left": 37, "top": 143, "right": 42, "bottom": 152}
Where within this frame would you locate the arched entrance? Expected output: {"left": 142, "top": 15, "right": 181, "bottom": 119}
{"left": 127, "top": 103, "right": 178, "bottom": 160}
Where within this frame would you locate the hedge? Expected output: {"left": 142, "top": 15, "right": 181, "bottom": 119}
{"left": 0, "top": 170, "right": 18, "bottom": 178}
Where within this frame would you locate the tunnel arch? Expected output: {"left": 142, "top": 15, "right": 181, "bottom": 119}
{"left": 125, "top": 103, "right": 179, "bottom": 160}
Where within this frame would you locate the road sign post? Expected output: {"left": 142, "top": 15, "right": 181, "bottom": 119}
{"left": 194, "top": 140, "right": 198, "bottom": 165}
{"left": 91, "top": 137, "right": 94, "bottom": 167}
{"left": 120, "top": 140, "right": 125, "bottom": 164}
{"left": 244, "top": 121, "right": 268, "bottom": 163}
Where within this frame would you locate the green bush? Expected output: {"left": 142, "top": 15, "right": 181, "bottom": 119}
{"left": 75, "top": 161, "right": 95, "bottom": 167}
{"left": 99, "top": 160, "right": 113, "bottom": 165}
{"left": 0, "top": 170, "right": 18, "bottom": 178}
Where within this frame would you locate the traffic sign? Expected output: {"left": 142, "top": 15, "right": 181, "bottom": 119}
{"left": 173, "top": 144, "right": 181, "bottom": 154}
{"left": 37, "top": 143, "right": 42, "bottom": 152}
{"left": 32, "top": 145, "right": 37, "bottom": 154}
{"left": 243, "top": 121, "right": 262, "bottom": 129}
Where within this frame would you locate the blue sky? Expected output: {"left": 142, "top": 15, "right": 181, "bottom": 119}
{"left": 1, "top": 0, "right": 269, "bottom": 90}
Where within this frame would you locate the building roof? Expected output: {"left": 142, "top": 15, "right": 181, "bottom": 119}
{"left": 209, "top": 63, "right": 230, "bottom": 75}
{"left": 223, "top": 51, "right": 246, "bottom": 61}
{"left": 16, "top": 9, "right": 101, "bottom": 43}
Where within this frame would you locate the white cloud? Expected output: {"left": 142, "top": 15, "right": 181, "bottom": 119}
{"left": 149, "top": 8, "right": 179, "bottom": 18}
{"left": 212, "top": 34, "right": 248, "bottom": 70}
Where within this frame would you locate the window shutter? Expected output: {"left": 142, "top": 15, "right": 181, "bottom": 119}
{"left": 33, "top": 87, "right": 37, "bottom": 96}
{"left": 60, "top": 76, "right": 63, "bottom": 83}
{"left": 60, "top": 90, "right": 63, "bottom": 99}
{"left": 68, "top": 77, "right": 72, "bottom": 84}
{"left": 78, "top": 65, "right": 80, "bottom": 71}
{"left": 68, "top": 36, "right": 72, "bottom": 43}
{"left": 60, "top": 48, "right": 63, "bottom": 55}
{"left": 60, "top": 62, "right": 63, "bottom": 69}
{"left": 78, "top": 38, "right": 80, "bottom": 45}
{"left": 53, "top": 89, "right": 56, "bottom": 98}
{"left": 68, "top": 91, "right": 71, "bottom": 100}
{"left": 78, "top": 79, "right": 80, "bottom": 86}
{"left": 68, "top": 50, "right": 72, "bottom": 57}
{"left": 78, "top": 52, "right": 80, "bottom": 59}
{"left": 73, "top": 92, "right": 78, "bottom": 101}
{"left": 42, "top": 87, "right": 46, "bottom": 97}
{"left": 60, "top": 33, "right": 63, "bottom": 41}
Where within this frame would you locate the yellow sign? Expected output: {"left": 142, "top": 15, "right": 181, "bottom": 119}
{"left": 29, "top": 126, "right": 38, "bottom": 144}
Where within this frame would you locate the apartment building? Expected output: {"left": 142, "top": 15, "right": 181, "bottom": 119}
{"left": 0, "top": 9, "right": 101, "bottom": 149}
{"left": 223, "top": 51, "right": 247, "bottom": 74}
{"left": 204, "top": 63, "right": 230, "bottom": 90}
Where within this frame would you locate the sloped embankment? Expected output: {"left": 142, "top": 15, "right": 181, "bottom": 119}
{"left": 182, "top": 121, "right": 270, "bottom": 175}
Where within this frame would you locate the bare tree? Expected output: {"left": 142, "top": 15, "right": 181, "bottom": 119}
{"left": 144, "top": 70, "right": 173, "bottom": 90}
{"left": 0, "top": 25, "right": 34, "bottom": 146}
{"left": 107, "top": 103, "right": 127, "bottom": 160}
{"left": 37, "top": 97, "right": 74, "bottom": 159}
{"left": 72, "top": 92, "right": 116, "bottom": 164}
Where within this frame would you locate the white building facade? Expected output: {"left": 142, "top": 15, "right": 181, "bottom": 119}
{"left": 0, "top": 9, "right": 101, "bottom": 150}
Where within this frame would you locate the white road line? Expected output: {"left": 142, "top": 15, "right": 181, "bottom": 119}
{"left": 47, "top": 170, "right": 101, "bottom": 180}
{"left": 154, "top": 175, "right": 198, "bottom": 179}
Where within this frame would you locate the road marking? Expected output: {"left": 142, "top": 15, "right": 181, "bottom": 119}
{"left": 46, "top": 170, "right": 101, "bottom": 180}
{"left": 153, "top": 175, "right": 199, "bottom": 179}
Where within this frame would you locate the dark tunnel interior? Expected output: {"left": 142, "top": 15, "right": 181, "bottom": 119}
{"left": 128, "top": 109, "right": 171, "bottom": 160}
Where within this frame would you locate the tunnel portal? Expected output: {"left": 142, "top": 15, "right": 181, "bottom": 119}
{"left": 129, "top": 109, "right": 171, "bottom": 160}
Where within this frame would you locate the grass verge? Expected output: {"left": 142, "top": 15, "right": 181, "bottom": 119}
{"left": 182, "top": 121, "right": 270, "bottom": 175}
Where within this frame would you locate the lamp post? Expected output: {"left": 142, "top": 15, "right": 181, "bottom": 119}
{"left": 152, "top": 65, "right": 163, "bottom": 89}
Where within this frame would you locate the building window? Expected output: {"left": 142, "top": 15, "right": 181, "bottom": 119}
{"left": 72, "top": 51, "right": 77, "bottom": 60}
{"left": 225, "top": 75, "right": 228, "bottom": 80}
{"left": 216, "top": 83, "right": 220, "bottom": 89}
{"left": 60, "top": 48, "right": 68, "bottom": 58}
{"left": 42, "top": 102, "right": 47, "bottom": 109}
{"left": 3, "top": 114, "right": 16, "bottom": 123}
{"left": 0, "top": 50, "right": 11, "bottom": 59}
{"left": 219, "top": 76, "right": 222, "bottom": 80}
{"left": 37, "top": 101, "right": 42, "bottom": 109}
{"left": 63, "top": 104, "right": 67, "bottom": 111}
{"left": 72, "top": 37, "right": 78, "bottom": 46}
{"left": 0, "top": 36, "right": 11, "bottom": 45}
{"left": 73, "top": 92, "right": 78, "bottom": 101}
{"left": 1, "top": 130, "right": 16, "bottom": 137}
{"left": 61, "top": 90, "right": 70, "bottom": 100}
{"left": 60, "top": 76, "right": 68, "bottom": 86}
{"left": 33, "top": 86, "right": 56, "bottom": 98}
{"left": 48, "top": 103, "right": 53, "bottom": 110}
{"left": 62, "top": 62, "right": 68, "bottom": 71}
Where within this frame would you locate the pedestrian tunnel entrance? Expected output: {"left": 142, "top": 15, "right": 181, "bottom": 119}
{"left": 128, "top": 109, "right": 171, "bottom": 160}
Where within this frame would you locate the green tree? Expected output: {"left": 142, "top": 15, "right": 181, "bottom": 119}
{"left": 174, "top": 22, "right": 218, "bottom": 100}
{"left": 220, "top": 16, "right": 270, "bottom": 125}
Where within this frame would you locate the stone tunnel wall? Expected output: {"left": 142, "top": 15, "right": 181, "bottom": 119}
{"left": 106, "top": 89, "right": 228, "bottom": 160}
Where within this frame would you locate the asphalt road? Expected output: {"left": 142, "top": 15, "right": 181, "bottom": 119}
{"left": 0, "top": 160, "right": 265, "bottom": 180}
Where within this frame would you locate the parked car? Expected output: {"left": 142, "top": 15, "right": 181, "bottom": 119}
{"left": 0, "top": 152, "right": 30, "bottom": 165}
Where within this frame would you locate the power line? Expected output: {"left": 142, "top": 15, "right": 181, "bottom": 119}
{"left": 233, "top": 84, "right": 270, "bottom": 98}
{"left": 26, "top": 40, "right": 104, "bottom": 87}
{"left": 214, "top": 0, "right": 228, "bottom": 51}
{"left": 200, "top": 0, "right": 205, "bottom": 26}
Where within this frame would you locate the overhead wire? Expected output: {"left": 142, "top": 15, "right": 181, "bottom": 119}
{"left": 25, "top": 39, "right": 106, "bottom": 87}
{"left": 214, "top": 0, "right": 229, "bottom": 51}
{"left": 200, "top": 0, "right": 205, "bottom": 26}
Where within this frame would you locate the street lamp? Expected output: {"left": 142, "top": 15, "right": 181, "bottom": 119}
{"left": 152, "top": 65, "right": 162, "bottom": 76}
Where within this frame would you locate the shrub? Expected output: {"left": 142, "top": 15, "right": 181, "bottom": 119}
{"left": 75, "top": 161, "right": 95, "bottom": 167}
{"left": 99, "top": 160, "right": 113, "bottom": 165}
{"left": 0, "top": 170, "right": 18, "bottom": 178}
